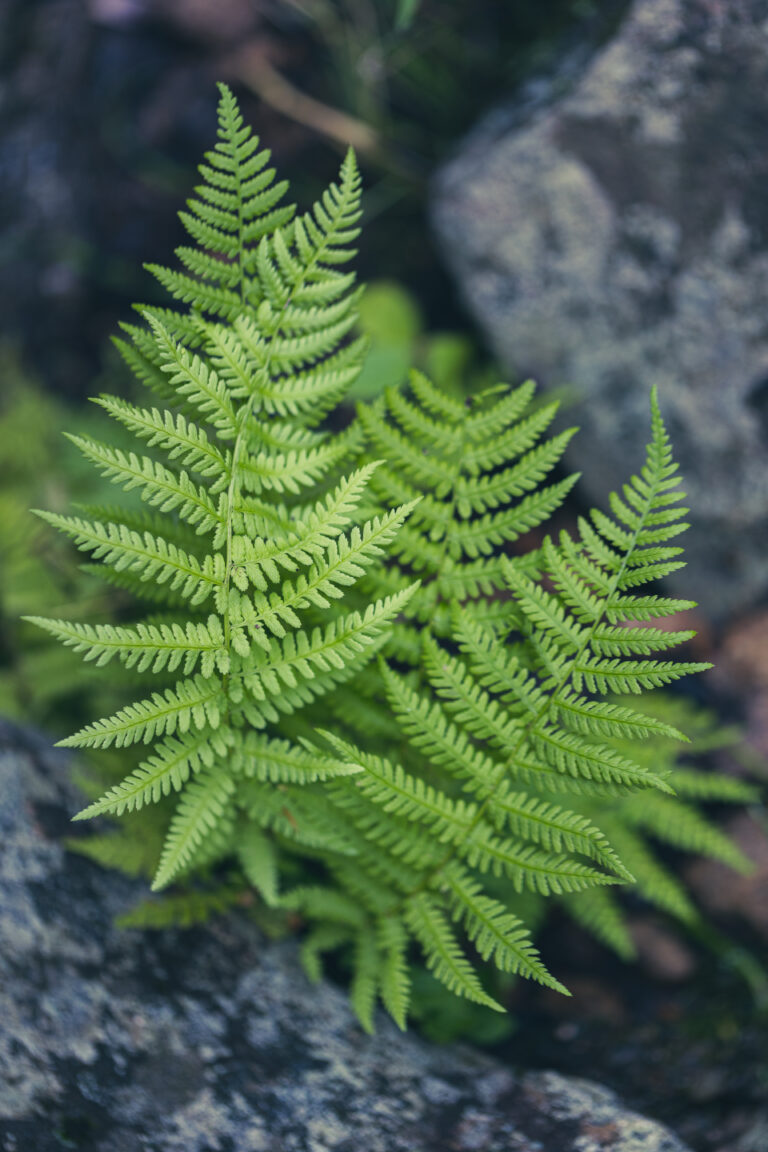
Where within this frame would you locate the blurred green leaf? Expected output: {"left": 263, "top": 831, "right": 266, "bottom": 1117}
{"left": 358, "top": 280, "right": 422, "bottom": 345}
{"left": 424, "top": 333, "right": 474, "bottom": 396}
{"left": 395, "top": 0, "right": 421, "bottom": 31}
{"left": 351, "top": 280, "right": 422, "bottom": 399}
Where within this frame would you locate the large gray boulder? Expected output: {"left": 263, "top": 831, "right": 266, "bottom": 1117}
{"left": 0, "top": 717, "right": 691, "bottom": 1152}
{"left": 433, "top": 0, "right": 768, "bottom": 620}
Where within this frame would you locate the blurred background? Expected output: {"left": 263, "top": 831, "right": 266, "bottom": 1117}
{"left": 1, "top": 2, "right": 768, "bottom": 1149}
{"left": 1, "top": 0, "right": 624, "bottom": 395}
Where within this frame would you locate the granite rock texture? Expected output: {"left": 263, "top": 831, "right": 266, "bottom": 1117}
{"left": 0, "top": 717, "right": 692, "bottom": 1152}
{"left": 433, "top": 0, "right": 768, "bottom": 619}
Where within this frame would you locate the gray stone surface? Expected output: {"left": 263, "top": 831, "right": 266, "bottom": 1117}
{"left": 0, "top": 717, "right": 691, "bottom": 1152}
{"left": 433, "top": 0, "right": 768, "bottom": 620}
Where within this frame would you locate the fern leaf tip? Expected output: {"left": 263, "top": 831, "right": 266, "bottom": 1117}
{"left": 71, "top": 806, "right": 96, "bottom": 823}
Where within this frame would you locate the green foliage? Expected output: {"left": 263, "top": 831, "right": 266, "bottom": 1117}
{"left": 31, "top": 87, "right": 756, "bottom": 1035}
{"left": 32, "top": 85, "right": 415, "bottom": 901}
{"left": 0, "top": 352, "right": 127, "bottom": 729}
{"left": 351, "top": 280, "right": 475, "bottom": 401}
{"left": 355, "top": 374, "right": 577, "bottom": 662}
{"left": 302, "top": 383, "right": 753, "bottom": 1029}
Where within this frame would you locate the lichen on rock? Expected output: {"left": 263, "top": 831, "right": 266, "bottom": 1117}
{"left": 433, "top": 0, "right": 768, "bottom": 619}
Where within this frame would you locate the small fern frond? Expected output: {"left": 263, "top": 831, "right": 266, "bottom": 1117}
{"left": 598, "top": 819, "right": 698, "bottom": 922}
{"left": 621, "top": 794, "right": 752, "bottom": 872}
{"left": 33, "top": 511, "right": 224, "bottom": 606}
{"left": 118, "top": 885, "right": 244, "bottom": 929}
{"left": 64, "top": 434, "right": 222, "bottom": 534}
{"left": 152, "top": 769, "right": 236, "bottom": 890}
{"left": 147, "top": 315, "right": 239, "bottom": 436}
{"left": 443, "top": 865, "right": 569, "bottom": 991}
{"left": 59, "top": 674, "right": 225, "bottom": 750}
{"left": 93, "top": 395, "right": 230, "bottom": 481}
{"left": 562, "top": 888, "right": 635, "bottom": 960}
{"left": 147, "top": 81, "right": 294, "bottom": 319}
{"left": 350, "top": 927, "right": 380, "bottom": 1034}
{"left": 74, "top": 728, "right": 232, "bottom": 819}
{"left": 404, "top": 893, "right": 504, "bottom": 1011}
{"left": 237, "top": 826, "right": 280, "bottom": 906}
{"left": 377, "top": 917, "right": 411, "bottom": 1030}
{"left": 234, "top": 732, "right": 361, "bottom": 784}
{"left": 26, "top": 616, "right": 229, "bottom": 677}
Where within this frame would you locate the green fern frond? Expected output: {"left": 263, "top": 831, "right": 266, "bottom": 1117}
{"left": 303, "top": 384, "right": 733, "bottom": 1023}
{"left": 33, "top": 86, "right": 419, "bottom": 920}
{"left": 147, "top": 80, "right": 294, "bottom": 319}
{"left": 443, "top": 865, "right": 569, "bottom": 991}
{"left": 237, "top": 827, "right": 280, "bottom": 906}
{"left": 562, "top": 888, "right": 635, "bottom": 960}
{"left": 74, "top": 728, "right": 232, "bottom": 818}
{"left": 152, "top": 768, "right": 236, "bottom": 890}
{"left": 669, "top": 769, "right": 758, "bottom": 803}
{"left": 377, "top": 916, "right": 411, "bottom": 1030}
{"left": 404, "top": 893, "right": 504, "bottom": 1011}
{"left": 92, "top": 395, "right": 230, "bottom": 481}
{"left": 234, "top": 732, "right": 362, "bottom": 784}
{"left": 350, "top": 927, "right": 381, "bottom": 1034}
{"left": 64, "top": 434, "right": 222, "bottom": 534}
{"left": 117, "top": 885, "right": 245, "bottom": 929}
{"left": 66, "top": 831, "right": 160, "bottom": 880}
{"left": 33, "top": 510, "right": 224, "bottom": 606}
{"left": 59, "top": 674, "right": 225, "bottom": 750}
{"left": 30, "top": 85, "right": 752, "bottom": 1036}
{"left": 26, "top": 615, "right": 228, "bottom": 676}
{"left": 598, "top": 819, "right": 698, "bottom": 922}
{"left": 621, "top": 794, "right": 752, "bottom": 872}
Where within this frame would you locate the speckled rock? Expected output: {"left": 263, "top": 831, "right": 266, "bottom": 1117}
{"left": 0, "top": 718, "right": 691, "bottom": 1152}
{"left": 433, "top": 0, "right": 768, "bottom": 619}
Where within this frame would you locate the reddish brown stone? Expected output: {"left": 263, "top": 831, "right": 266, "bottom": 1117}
{"left": 629, "top": 918, "right": 698, "bottom": 982}
{"left": 685, "top": 813, "right": 768, "bottom": 939}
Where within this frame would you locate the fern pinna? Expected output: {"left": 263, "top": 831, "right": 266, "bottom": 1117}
{"left": 29, "top": 85, "right": 417, "bottom": 894}
{"left": 30, "top": 86, "right": 752, "bottom": 1034}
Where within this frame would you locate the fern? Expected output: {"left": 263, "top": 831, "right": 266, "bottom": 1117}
{"left": 31, "top": 86, "right": 755, "bottom": 1035}
{"left": 30, "top": 84, "right": 416, "bottom": 898}
{"left": 295, "top": 380, "right": 748, "bottom": 1027}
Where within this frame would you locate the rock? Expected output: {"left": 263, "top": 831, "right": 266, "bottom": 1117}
{"left": 628, "top": 918, "right": 697, "bottom": 983}
{"left": 433, "top": 0, "right": 768, "bottom": 620}
{"left": 0, "top": 0, "right": 217, "bottom": 398}
{"left": 715, "top": 609, "right": 768, "bottom": 691}
{"left": 0, "top": 717, "right": 691, "bottom": 1152}
{"left": 711, "top": 608, "right": 768, "bottom": 756}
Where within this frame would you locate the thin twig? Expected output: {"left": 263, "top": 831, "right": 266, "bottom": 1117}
{"left": 225, "top": 42, "right": 382, "bottom": 159}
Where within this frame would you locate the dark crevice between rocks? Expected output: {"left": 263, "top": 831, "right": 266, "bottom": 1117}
{"left": 747, "top": 373, "right": 768, "bottom": 445}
